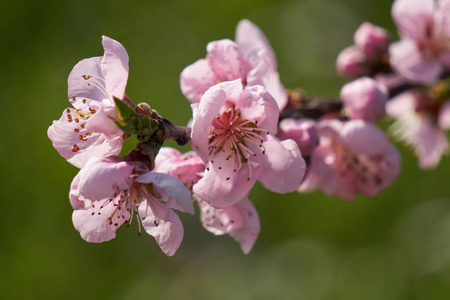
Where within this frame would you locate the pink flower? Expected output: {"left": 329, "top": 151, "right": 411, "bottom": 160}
{"left": 48, "top": 36, "right": 130, "bottom": 168}
{"left": 180, "top": 19, "right": 287, "bottom": 110}
{"left": 190, "top": 79, "right": 306, "bottom": 208}
{"left": 277, "top": 119, "right": 319, "bottom": 156}
{"left": 387, "top": 91, "right": 449, "bottom": 169}
{"left": 336, "top": 22, "right": 391, "bottom": 78}
{"left": 70, "top": 157, "right": 193, "bottom": 256}
{"left": 300, "top": 120, "right": 400, "bottom": 200}
{"left": 389, "top": 0, "right": 450, "bottom": 83}
{"left": 154, "top": 147, "right": 261, "bottom": 253}
{"left": 340, "top": 77, "right": 388, "bottom": 122}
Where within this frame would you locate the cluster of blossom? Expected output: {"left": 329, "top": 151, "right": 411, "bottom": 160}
{"left": 48, "top": 0, "right": 450, "bottom": 255}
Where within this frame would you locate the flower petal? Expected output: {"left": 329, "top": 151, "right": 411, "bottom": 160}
{"left": 255, "top": 137, "right": 306, "bottom": 194}
{"left": 47, "top": 108, "right": 123, "bottom": 168}
{"left": 391, "top": 0, "right": 434, "bottom": 39}
{"left": 236, "top": 19, "right": 277, "bottom": 71}
{"left": 386, "top": 91, "right": 417, "bottom": 118}
{"left": 77, "top": 157, "right": 133, "bottom": 200}
{"left": 236, "top": 85, "right": 279, "bottom": 134}
{"left": 438, "top": 101, "right": 450, "bottom": 130}
{"left": 135, "top": 172, "right": 194, "bottom": 214}
{"left": 72, "top": 196, "right": 130, "bottom": 243}
{"left": 340, "top": 120, "right": 390, "bottom": 156}
{"left": 206, "top": 39, "right": 246, "bottom": 82}
{"left": 85, "top": 98, "right": 123, "bottom": 140}
{"left": 199, "top": 196, "right": 260, "bottom": 254}
{"left": 193, "top": 151, "right": 256, "bottom": 209}
{"left": 414, "top": 116, "right": 448, "bottom": 169}
{"left": 100, "top": 36, "right": 129, "bottom": 100}
{"left": 139, "top": 199, "right": 184, "bottom": 256}
{"left": 67, "top": 57, "right": 104, "bottom": 102}
{"left": 389, "top": 39, "right": 442, "bottom": 84}
{"left": 180, "top": 59, "right": 218, "bottom": 103}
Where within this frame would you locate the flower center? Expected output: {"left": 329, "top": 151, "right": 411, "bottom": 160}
{"left": 63, "top": 106, "right": 99, "bottom": 153}
{"left": 88, "top": 181, "right": 162, "bottom": 235}
{"left": 207, "top": 103, "right": 267, "bottom": 180}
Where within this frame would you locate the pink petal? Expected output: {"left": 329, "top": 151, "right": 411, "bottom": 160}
{"left": 47, "top": 108, "right": 123, "bottom": 168}
{"left": 391, "top": 0, "right": 434, "bottom": 39}
{"left": 85, "top": 98, "right": 123, "bottom": 140}
{"left": 438, "top": 101, "right": 450, "bottom": 130}
{"left": 206, "top": 39, "right": 246, "bottom": 82}
{"left": 154, "top": 148, "right": 204, "bottom": 187}
{"left": 199, "top": 196, "right": 260, "bottom": 254}
{"left": 67, "top": 57, "right": 104, "bottom": 102}
{"left": 256, "top": 137, "right": 306, "bottom": 194}
{"left": 135, "top": 172, "right": 194, "bottom": 214}
{"left": 236, "top": 19, "right": 277, "bottom": 71}
{"left": 139, "top": 199, "right": 184, "bottom": 256}
{"left": 414, "top": 116, "right": 448, "bottom": 169}
{"left": 386, "top": 91, "right": 417, "bottom": 118}
{"left": 389, "top": 39, "right": 442, "bottom": 84}
{"left": 299, "top": 145, "right": 339, "bottom": 195}
{"left": 245, "top": 56, "right": 288, "bottom": 110}
{"left": 100, "top": 36, "right": 129, "bottom": 100}
{"left": 69, "top": 173, "right": 87, "bottom": 210}
{"left": 180, "top": 59, "right": 218, "bottom": 103}
{"left": 155, "top": 147, "right": 183, "bottom": 165}
{"left": 193, "top": 150, "right": 257, "bottom": 209}
{"left": 236, "top": 85, "right": 279, "bottom": 135}
{"left": 72, "top": 196, "right": 130, "bottom": 243}
{"left": 77, "top": 157, "right": 133, "bottom": 200}
{"left": 340, "top": 120, "right": 390, "bottom": 156}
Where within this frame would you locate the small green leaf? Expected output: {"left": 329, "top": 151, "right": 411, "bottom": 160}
{"left": 113, "top": 98, "right": 156, "bottom": 137}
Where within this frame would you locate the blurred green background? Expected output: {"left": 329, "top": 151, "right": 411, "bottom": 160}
{"left": 1, "top": 0, "right": 450, "bottom": 299}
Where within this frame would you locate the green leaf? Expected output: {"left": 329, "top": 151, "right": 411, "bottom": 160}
{"left": 113, "top": 97, "right": 155, "bottom": 137}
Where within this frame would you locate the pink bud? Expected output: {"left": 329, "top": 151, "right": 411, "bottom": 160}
{"left": 278, "top": 119, "right": 319, "bottom": 156}
{"left": 354, "top": 22, "right": 390, "bottom": 60}
{"left": 336, "top": 46, "right": 368, "bottom": 78}
{"left": 340, "top": 77, "right": 388, "bottom": 122}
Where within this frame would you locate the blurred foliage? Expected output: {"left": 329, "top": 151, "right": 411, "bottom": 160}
{"left": 1, "top": 0, "right": 450, "bottom": 299}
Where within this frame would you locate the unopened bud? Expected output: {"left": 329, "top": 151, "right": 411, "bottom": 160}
{"left": 354, "top": 22, "right": 390, "bottom": 60}
{"left": 340, "top": 77, "right": 388, "bottom": 122}
{"left": 336, "top": 46, "right": 367, "bottom": 78}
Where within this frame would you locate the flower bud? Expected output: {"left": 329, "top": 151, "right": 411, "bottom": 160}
{"left": 340, "top": 77, "right": 388, "bottom": 122}
{"left": 336, "top": 46, "right": 368, "bottom": 78}
{"left": 354, "top": 22, "right": 390, "bottom": 60}
{"left": 278, "top": 119, "right": 319, "bottom": 156}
